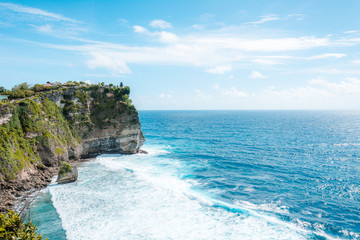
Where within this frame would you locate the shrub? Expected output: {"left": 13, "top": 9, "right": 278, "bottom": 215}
{"left": 0, "top": 210, "right": 46, "bottom": 240}
{"left": 12, "top": 82, "right": 30, "bottom": 91}
{"left": 75, "top": 91, "right": 88, "bottom": 104}
{"left": 0, "top": 86, "right": 6, "bottom": 94}
{"left": 59, "top": 162, "right": 72, "bottom": 175}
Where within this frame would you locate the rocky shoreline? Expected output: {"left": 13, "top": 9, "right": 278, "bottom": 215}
{"left": 0, "top": 165, "right": 57, "bottom": 213}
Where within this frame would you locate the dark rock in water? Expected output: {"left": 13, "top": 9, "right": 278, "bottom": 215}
{"left": 57, "top": 166, "right": 78, "bottom": 184}
{"left": 139, "top": 149, "right": 148, "bottom": 154}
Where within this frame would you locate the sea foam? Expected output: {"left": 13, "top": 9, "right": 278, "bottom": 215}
{"left": 47, "top": 145, "right": 333, "bottom": 240}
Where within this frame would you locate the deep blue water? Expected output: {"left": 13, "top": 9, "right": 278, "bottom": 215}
{"left": 30, "top": 111, "right": 360, "bottom": 239}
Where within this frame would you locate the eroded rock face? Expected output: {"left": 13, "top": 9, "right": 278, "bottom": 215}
{"left": 36, "top": 87, "right": 145, "bottom": 165}
{"left": 0, "top": 85, "right": 144, "bottom": 210}
{"left": 57, "top": 166, "right": 78, "bottom": 184}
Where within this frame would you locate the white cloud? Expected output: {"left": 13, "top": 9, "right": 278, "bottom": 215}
{"left": 287, "top": 14, "right": 305, "bottom": 21}
{"left": 36, "top": 24, "right": 53, "bottom": 33}
{"left": 41, "top": 24, "right": 350, "bottom": 75}
{"left": 86, "top": 52, "right": 131, "bottom": 74}
{"left": 249, "top": 71, "right": 267, "bottom": 79}
{"left": 195, "top": 89, "right": 212, "bottom": 99}
{"left": 345, "top": 30, "right": 358, "bottom": 34}
{"left": 212, "top": 83, "right": 220, "bottom": 89}
{"left": 159, "top": 93, "right": 173, "bottom": 98}
{"left": 309, "top": 77, "right": 360, "bottom": 94}
{"left": 133, "top": 25, "right": 178, "bottom": 43}
{"left": 307, "top": 53, "right": 346, "bottom": 59}
{"left": 221, "top": 87, "right": 248, "bottom": 98}
{"left": 133, "top": 25, "right": 147, "bottom": 33}
{"left": 206, "top": 65, "right": 232, "bottom": 74}
{"left": 199, "top": 13, "right": 215, "bottom": 22}
{"left": 158, "top": 31, "right": 179, "bottom": 43}
{"left": 229, "top": 75, "right": 234, "bottom": 79}
{"left": 248, "top": 14, "right": 279, "bottom": 25}
{"left": 150, "top": 20, "right": 172, "bottom": 29}
{"left": 352, "top": 60, "right": 360, "bottom": 64}
{"left": 253, "top": 59, "right": 281, "bottom": 65}
{"left": 0, "top": 2, "right": 78, "bottom": 22}
{"left": 261, "top": 86, "right": 332, "bottom": 100}
{"left": 191, "top": 24, "right": 204, "bottom": 30}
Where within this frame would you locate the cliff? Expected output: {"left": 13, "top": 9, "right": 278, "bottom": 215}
{"left": 0, "top": 84, "right": 144, "bottom": 210}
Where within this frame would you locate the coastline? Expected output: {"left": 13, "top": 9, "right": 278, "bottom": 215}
{"left": 0, "top": 158, "right": 94, "bottom": 213}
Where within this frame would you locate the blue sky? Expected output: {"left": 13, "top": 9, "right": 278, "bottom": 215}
{"left": 1, "top": 0, "right": 360, "bottom": 110}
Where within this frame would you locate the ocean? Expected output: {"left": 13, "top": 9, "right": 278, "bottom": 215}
{"left": 28, "top": 110, "right": 360, "bottom": 239}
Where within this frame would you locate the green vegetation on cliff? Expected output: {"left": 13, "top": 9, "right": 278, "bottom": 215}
{"left": 0, "top": 98, "right": 74, "bottom": 180}
{"left": 0, "top": 82, "right": 138, "bottom": 180}
{"left": 58, "top": 162, "right": 72, "bottom": 175}
{"left": 0, "top": 211, "right": 46, "bottom": 240}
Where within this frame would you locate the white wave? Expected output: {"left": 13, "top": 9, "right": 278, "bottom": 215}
{"left": 49, "top": 145, "right": 338, "bottom": 240}
{"left": 235, "top": 200, "right": 290, "bottom": 214}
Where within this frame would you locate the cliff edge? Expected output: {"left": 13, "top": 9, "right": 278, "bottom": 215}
{"left": 0, "top": 83, "right": 144, "bottom": 211}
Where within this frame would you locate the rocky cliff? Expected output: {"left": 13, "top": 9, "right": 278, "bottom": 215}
{"left": 0, "top": 84, "right": 144, "bottom": 210}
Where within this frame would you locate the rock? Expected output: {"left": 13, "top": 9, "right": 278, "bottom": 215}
{"left": 57, "top": 166, "right": 78, "bottom": 184}
{"left": 139, "top": 149, "right": 148, "bottom": 154}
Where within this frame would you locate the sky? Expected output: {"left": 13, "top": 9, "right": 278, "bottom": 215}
{"left": 1, "top": 0, "right": 360, "bottom": 110}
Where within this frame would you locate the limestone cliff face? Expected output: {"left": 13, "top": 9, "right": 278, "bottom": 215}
{"left": 44, "top": 87, "right": 145, "bottom": 159}
{"left": 0, "top": 85, "right": 144, "bottom": 180}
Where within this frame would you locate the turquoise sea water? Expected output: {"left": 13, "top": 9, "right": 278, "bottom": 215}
{"left": 29, "top": 111, "right": 360, "bottom": 239}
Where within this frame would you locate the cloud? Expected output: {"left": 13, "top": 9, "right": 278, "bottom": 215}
{"left": 150, "top": 19, "right": 172, "bottom": 29}
{"left": 0, "top": 2, "right": 78, "bottom": 22}
{"left": 86, "top": 52, "right": 131, "bottom": 74}
{"left": 195, "top": 89, "right": 212, "bottom": 99}
{"left": 159, "top": 93, "right": 173, "bottom": 98}
{"left": 252, "top": 53, "right": 345, "bottom": 65}
{"left": 307, "top": 53, "right": 346, "bottom": 59}
{"left": 133, "top": 25, "right": 147, "bottom": 33}
{"left": 206, "top": 65, "right": 232, "bottom": 74}
{"left": 287, "top": 14, "right": 305, "bottom": 21}
{"left": 35, "top": 24, "right": 53, "bottom": 33}
{"left": 344, "top": 30, "right": 358, "bottom": 34}
{"left": 249, "top": 71, "right": 267, "bottom": 79}
{"left": 40, "top": 22, "right": 352, "bottom": 75}
{"left": 133, "top": 25, "right": 178, "bottom": 43}
{"left": 199, "top": 13, "right": 215, "bottom": 22}
{"left": 261, "top": 86, "right": 332, "bottom": 100}
{"left": 212, "top": 83, "right": 220, "bottom": 89}
{"left": 158, "top": 31, "right": 179, "bottom": 43}
{"left": 248, "top": 14, "right": 279, "bottom": 25}
{"left": 221, "top": 87, "right": 248, "bottom": 98}
{"left": 309, "top": 77, "right": 360, "bottom": 94}
{"left": 117, "top": 18, "right": 128, "bottom": 25}
{"left": 352, "top": 60, "right": 360, "bottom": 64}
{"left": 212, "top": 84, "right": 249, "bottom": 98}
{"left": 253, "top": 58, "right": 282, "bottom": 65}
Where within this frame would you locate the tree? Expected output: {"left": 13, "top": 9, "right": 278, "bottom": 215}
{"left": 32, "top": 84, "right": 45, "bottom": 92}
{"left": 121, "top": 86, "right": 130, "bottom": 95}
{"left": 12, "top": 82, "right": 30, "bottom": 91}
{"left": 0, "top": 86, "right": 6, "bottom": 94}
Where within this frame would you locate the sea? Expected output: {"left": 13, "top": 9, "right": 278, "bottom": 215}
{"left": 28, "top": 110, "right": 360, "bottom": 239}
